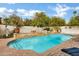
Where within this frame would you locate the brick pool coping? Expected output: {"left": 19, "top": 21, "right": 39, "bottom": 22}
{"left": 0, "top": 38, "right": 40, "bottom": 56}
{"left": 42, "top": 36, "right": 79, "bottom": 56}
{"left": 0, "top": 35, "right": 79, "bottom": 56}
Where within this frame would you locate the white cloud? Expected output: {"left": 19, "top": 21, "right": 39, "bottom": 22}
{"left": 25, "top": 10, "right": 43, "bottom": 16}
{"left": 48, "top": 4, "right": 79, "bottom": 17}
{"left": 0, "top": 7, "right": 44, "bottom": 18}
{"left": 54, "top": 4, "right": 70, "bottom": 17}
{"left": 48, "top": 4, "right": 71, "bottom": 17}
{"left": 74, "top": 7, "right": 79, "bottom": 10}
{"left": 7, "top": 9, "right": 14, "bottom": 13}
{"left": 16, "top": 9, "right": 44, "bottom": 17}
{"left": 0, "top": 7, "right": 7, "bottom": 15}
{"left": 0, "top": 7, "right": 15, "bottom": 17}
{"left": 0, "top": 7, "right": 6, "bottom": 12}
{"left": 54, "top": 12, "right": 66, "bottom": 17}
{"left": 16, "top": 9, "right": 26, "bottom": 13}
{"left": 16, "top": 9, "right": 27, "bottom": 16}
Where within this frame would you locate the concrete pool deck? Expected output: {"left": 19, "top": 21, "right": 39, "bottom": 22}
{"left": 0, "top": 35, "right": 79, "bottom": 56}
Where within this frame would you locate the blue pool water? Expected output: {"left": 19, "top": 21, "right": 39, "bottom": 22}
{"left": 8, "top": 34, "right": 72, "bottom": 53}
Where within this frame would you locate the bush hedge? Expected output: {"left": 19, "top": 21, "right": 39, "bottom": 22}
{"left": 0, "top": 33, "right": 13, "bottom": 39}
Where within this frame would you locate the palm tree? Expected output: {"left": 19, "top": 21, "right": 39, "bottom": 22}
{"left": 68, "top": 11, "right": 79, "bottom": 26}
{"left": 73, "top": 11, "right": 79, "bottom": 21}
{"left": 73, "top": 10, "right": 77, "bottom": 16}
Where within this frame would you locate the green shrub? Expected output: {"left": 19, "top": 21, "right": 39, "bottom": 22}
{"left": 0, "top": 33, "right": 13, "bottom": 39}
{"left": 44, "top": 27, "right": 50, "bottom": 31}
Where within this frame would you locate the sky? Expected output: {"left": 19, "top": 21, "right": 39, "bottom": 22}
{"left": 0, "top": 3, "right": 79, "bottom": 22}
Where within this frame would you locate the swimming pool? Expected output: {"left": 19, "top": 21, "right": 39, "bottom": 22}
{"left": 8, "top": 34, "right": 72, "bottom": 53}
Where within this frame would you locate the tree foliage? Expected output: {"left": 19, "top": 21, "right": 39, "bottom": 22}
{"left": 49, "top": 17, "right": 66, "bottom": 26}
{"left": 68, "top": 16, "right": 79, "bottom": 26}
{"left": 3, "top": 14, "right": 24, "bottom": 27}
{"left": 3, "top": 12, "right": 79, "bottom": 27}
{"left": 31, "top": 12, "right": 50, "bottom": 27}
{"left": 24, "top": 19, "right": 32, "bottom": 26}
{"left": 68, "top": 11, "right": 79, "bottom": 26}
